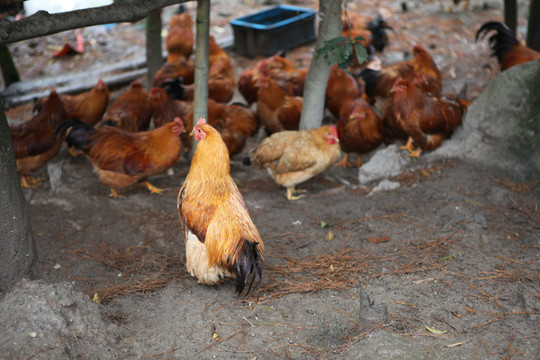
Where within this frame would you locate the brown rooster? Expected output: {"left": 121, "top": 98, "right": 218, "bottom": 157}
{"left": 247, "top": 125, "right": 341, "bottom": 200}
{"left": 384, "top": 77, "right": 469, "bottom": 157}
{"left": 335, "top": 98, "right": 384, "bottom": 168}
{"left": 177, "top": 118, "right": 264, "bottom": 294}
{"left": 56, "top": 117, "right": 185, "bottom": 198}
{"left": 98, "top": 81, "right": 153, "bottom": 132}
{"left": 256, "top": 76, "right": 302, "bottom": 134}
{"left": 10, "top": 89, "right": 66, "bottom": 188}
{"left": 475, "top": 21, "right": 540, "bottom": 71}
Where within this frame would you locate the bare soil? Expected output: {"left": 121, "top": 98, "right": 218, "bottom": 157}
{"left": 2, "top": 1, "right": 539, "bottom": 359}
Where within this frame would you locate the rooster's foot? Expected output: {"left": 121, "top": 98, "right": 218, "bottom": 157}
{"left": 142, "top": 181, "right": 164, "bottom": 195}
{"left": 334, "top": 154, "right": 352, "bottom": 169}
{"left": 286, "top": 187, "right": 306, "bottom": 201}
{"left": 21, "top": 175, "right": 43, "bottom": 188}
{"left": 109, "top": 188, "right": 125, "bottom": 199}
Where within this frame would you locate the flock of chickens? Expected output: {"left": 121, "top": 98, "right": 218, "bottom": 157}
{"left": 8, "top": 8, "right": 539, "bottom": 294}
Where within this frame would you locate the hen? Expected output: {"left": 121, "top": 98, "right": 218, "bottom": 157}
{"left": 166, "top": 12, "right": 194, "bottom": 63}
{"left": 335, "top": 98, "right": 384, "bottom": 168}
{"left": 256, "top": 76, "right": 303, "bottom": 134}
{"left": 475, "top": 21, "right": 540, "bottom": 71}
{"left": 98, "top": 81, "right": 153, "bottom": 132}
{"left": 10, "top": 89, "right": 66, "bottom": 188}
{"left": 325, "top": 65, "right": 361, "bottom": 119}
{"left": 238, "top": 55, "right": 304, "bottom": 105}
{"left": 55, "top": 117, "right": 185, "bottom": 198}
{"left": 213, "top": 103, "right": 259, "bottom": 158}
{"left": 34, "top": 79, "right": 109, "bottom": 126}
{"left": 153, "top": 57, "right": 195, "bottom": 89}
{"left": 149, "top": 87, "right": 193, "bottom": 152}
{"left": 177, "top": 118, "right": 264, "bottom": 294}
{"left": 247, "top": 125, "right": 341, "bottom": 200}
{"left": 360, "top": 45, "right": 442, "bottom": 110}
{"left": 383, "top": 77, "right": 469, "bottom": 157}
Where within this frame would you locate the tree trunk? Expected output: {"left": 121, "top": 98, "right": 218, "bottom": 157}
{"left": 192, "top": 0, "right": 210, "bottom": 127}
{"left": 146, "top": 8, "right": 163, "bottom": 91}
{"left": 527, "top": 0, "right": 540, "bottom": 51}
{"left": 0, "top": 100, "right": 41, "bottom": 293}
{"left": 0, "top": 44, "right": 20, "bottom": 87}
{"left": 503, "top": 0, "right": 517, "bottom": 34}
{"left": 298, "top": 0, "right": 342, "bottom": 130}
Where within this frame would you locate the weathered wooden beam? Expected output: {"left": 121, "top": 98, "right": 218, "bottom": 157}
{"left": 0, "top": 0, "right": 189, "bottom": 45}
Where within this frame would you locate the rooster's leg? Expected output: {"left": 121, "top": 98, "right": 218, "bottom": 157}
{"left": 400, "top": 137, "right": 415, "bottom": 153}
{"left": 353, "top": 155, "right": 363, "bottom": 167}
{"left": 68, "top": 146, "right": 84, "bottom": 157}
{"left": 334, "top": 153, "right": 351, "bottom": 169}
{"left": 142, "top": 181, "right": 164, "bottom": 195}
{"left": 286, "top": 187, "right": 305, "bottom": 201}
{"left": 109, "top": 188, "right": 124, "bottom": 199}
{"left": 406, "top": 148, "right": 422, "bottom": 158}
{"left": 21, "top": 175, "right": 42, "bottom": 188}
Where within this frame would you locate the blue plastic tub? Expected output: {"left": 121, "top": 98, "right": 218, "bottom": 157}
{"left": 230, "top": 5, "right": 317, "bottom": 57}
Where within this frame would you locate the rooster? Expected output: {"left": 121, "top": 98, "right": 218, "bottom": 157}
{"left": 246, "top": 125, "right": 341, "bottom": 200}
{"left": 177, "top": 118, "right": 264, "bottom": 294}
{"left": 98, "top": 81, "right": 153, "bottom": 132}
{"left": 256, "top": 76, "right": 303, "bottom": 134}
{"left": 475, "top": 21, "right": 540, "bottom": 71}
{"left": 342, "top": 16, "right": 395, "bottom": 70}
{"left": 10, "top": 89, "right": 66, "bottom": 188}
{"left": 384, "top": 77, "right": 469, "bottom": 157}
{"left": 55, "top": 117, "right": 185, "bottom": 198}
{"left": 335, "top": 98, "right": 384, "bottom": 168}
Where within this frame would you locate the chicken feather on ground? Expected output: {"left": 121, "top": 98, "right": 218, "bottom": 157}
{"left": 177, "top": 118, "right": 264, "bottom": 294}
{"left": 246, "top": 125, "right": 341, "bottom": 200}
{"left": 55, "top": 117, "right": 185, "bottom": 198}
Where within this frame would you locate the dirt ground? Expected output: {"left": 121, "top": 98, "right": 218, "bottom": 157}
{"left": 2, "top": 0, "right": 539, "bottom": 359}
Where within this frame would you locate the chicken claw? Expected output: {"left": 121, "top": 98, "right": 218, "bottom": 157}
{"left": 142, "top": 181, "right": 164, "bottom": 195}
{"left": 334, "top": 153, "right": 352, "bottom": 169}
{"left": 109, "top": 189, "right": 125, "bottom": 199}
{"left": 286, "top": 186, "right": 306, "bottom": 201}
{"left": 20, "top": 175, "right": 43, "bottom": 188}
{"left": 406, "top": 149, "right": 422, "bottom": 158}
{"left": 400, "top": 137, "right": 415, "bottom": 153}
